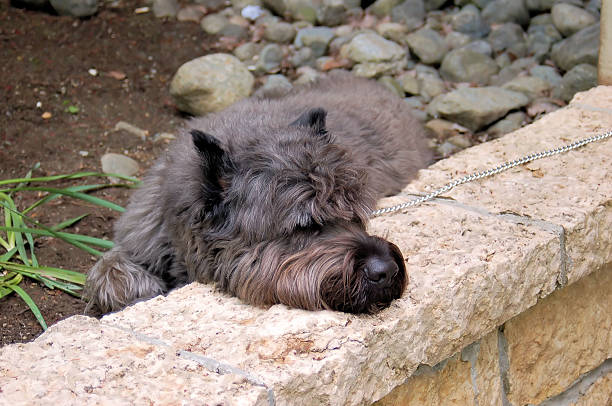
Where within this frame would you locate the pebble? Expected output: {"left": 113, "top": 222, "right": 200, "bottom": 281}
{"left": 255, "top": 43, "right": 284, "bottom": 73}
{"left": 114, "top": 121, "right": 149, "bottom": 141}
{"left": 152, "top": 0, "right": 179, "bottom": 17}
{"left": 486, "top": 111, "right": 526, "bottom": 138}
{"left": 101, "top": 153, "right": 139, "bottom": 178}
{"left": 481, "top": 0, "right": 529, "bottom": 26}
{"left": 169, "top": 54, "right": 255, "bottom": 115}
{"left": 294, "top": 27, "right": 335, "bottom": 58}
{"left": 391, "top": 0, "right": 425, "bottom": 31}
{"left": 551, "top": 3, "right": 597, "bottom": 37}
{"left": 344, "top": 33, "right": 406, "bottom": 63}
{"left": 556, "top": 63, "right": 598, "bottom": 102}
{"left": 440, "top": 48, "right": 498, "bottom": 85}
{"left": 551, "top": 23, "right": 600, "bottom": 72}
{"left": 264, "top": 21, "right": 297, "bottom": 43}
{"left": 451, "top": 4, "right": 490, "bottom": 38}
{"left": 254, "top": 74, "right": 293, "bottom": 98}
{"left": 406, "top": 27, "right": 448, "bottom": 65}
{"left": 501, "top": 76, "right": 551, "bottom": 102}
{"left": 50, "top": 0, "right": 98, "bottom": 17}
{"left": 428, "top": 86, "right": 529, "bottom": 131}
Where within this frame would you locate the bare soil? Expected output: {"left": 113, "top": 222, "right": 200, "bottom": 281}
{"left": 0, "top": 0, "right": 228, "bottom": 345}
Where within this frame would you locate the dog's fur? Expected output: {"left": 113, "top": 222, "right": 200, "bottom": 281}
{"left": 86, "top": 73, "right": 431, "bottom": 314}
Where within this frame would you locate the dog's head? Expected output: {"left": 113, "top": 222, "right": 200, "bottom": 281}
{"left": 186, "top": 108, "right": 407, "bottom": 313}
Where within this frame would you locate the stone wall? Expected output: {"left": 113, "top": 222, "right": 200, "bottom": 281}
{"left": 1, "top": 86, "right": 611, "bottom": 405}
{"left": 375, "top": 264, "right": 612, "bottom": 406}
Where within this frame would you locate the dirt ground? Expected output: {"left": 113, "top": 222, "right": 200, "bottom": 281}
{"left": 0, "top": 0, "right": 234, "bottom": 345}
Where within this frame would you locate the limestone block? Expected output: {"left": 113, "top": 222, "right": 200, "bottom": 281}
{"left": 400, "top": 88, "right": 612, "bottom": 284}
{"left": 571, "top": 370, "right": 612, "bottom": 406}
{"left": 374, "top": 330, "right": 502, "bottom": 406}
{"left": 0, "top": 316, "right": 268, "bottom": 405}
{"left": 474, "top": 331, "right": 503, "bottom": 406}
{"left": 374, "top": 354, "right": 475, "bottom": 406}
{"left": 102, "top": 200, "right": 560, "bottom": 405}
{"left": 503, "top": 266, "right": 612, "bottom": 405}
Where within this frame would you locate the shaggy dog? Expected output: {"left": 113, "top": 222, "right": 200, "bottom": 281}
{"left": 86, "top": 72, "right": 431, "bottom": 314}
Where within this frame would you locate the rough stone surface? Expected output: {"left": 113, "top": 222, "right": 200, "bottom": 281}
{"left": 427, "top": 87, "right": 529, "bottom": 130}
{"left": 294, "top": 27, "right": 335, "bottom": 57}
{"left": 390, "top": 0, "right": 425, "bottom": 31}
{"left": 481, "top": 0, "right": 529, "bottom": 26}
{"left": 501, "top": 76, "right": 551, "bottom": 101}
{"left": 451, "top": 4, "right": 490, "bottom": 38}
{"left": 0, "top": 316, "right": 268, "bottom": 405}
{"left": 570, "top": 371, "right": 612, "bottom": 406}
{"left": 413, "top": 86, "right": 612, "bottom": 285}
{"left": 557, "top": 63, "right": 598, "bottom": 102}
{"left": 169, "top": 53, "right": 254, "bottom": 115}
{"left": 503, "top": 266, "right": 612, "bottom": 405}
{"left": 374, "top": 353, "right": 475, "bottom": 405}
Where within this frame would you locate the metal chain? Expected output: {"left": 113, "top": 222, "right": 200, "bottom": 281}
{"left": 371, "top": 129, "right": 612, "bottom": 217}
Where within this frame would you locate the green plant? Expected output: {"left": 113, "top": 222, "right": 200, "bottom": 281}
{"left": 0, "top": 165, "right": 140, "bottom": 330}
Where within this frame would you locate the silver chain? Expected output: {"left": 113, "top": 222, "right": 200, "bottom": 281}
{"left": 371, "top": 129, "right": 612, "bottom": 217}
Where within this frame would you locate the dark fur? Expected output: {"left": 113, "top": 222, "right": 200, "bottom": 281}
{"left": 86, "top": 73, "right": 431, "bottom": 314}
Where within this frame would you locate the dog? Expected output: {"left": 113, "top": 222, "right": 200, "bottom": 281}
{"left": 86, "top": 72, "right": 431, "bottom": 314}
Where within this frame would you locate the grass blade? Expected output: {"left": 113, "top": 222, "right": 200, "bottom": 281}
{"left": 8, "top": 284, "right": 48, "bottom": 330}
{"left": 1, "top": 187, "right": 125, "bottom": 212}
{"left": 23, "top": 183, "right": 134, "bottom": 214}
{"left": 0, "top": 226, "right": 113, "bottom": 249}
{"left": 0, "top": 262, "right": 87, "bottom": 284}
{"left": 0, "top": 171, "right": 141, "bottom": 186}
{"left": 50, "top": 213, "right": 88, "bottom": 231}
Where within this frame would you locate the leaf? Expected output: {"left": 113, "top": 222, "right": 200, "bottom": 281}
{"left": 0, "top": 262, "right": 86, "bottom": 285}
{"left": 1, "top": 186, "right": 125, "bottom": 212}
{"left": 66, "top": 105, "right": 80, "bottom": 114}
{"left": 0, "top": 171, "right": 141, "bottom": 186}
{"left": 0, "top": 226, "right": 113, "bottom": 249}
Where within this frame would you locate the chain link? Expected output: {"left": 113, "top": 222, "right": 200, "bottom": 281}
{"left": 371, "top": 129, "right": 612, "bottom": 217}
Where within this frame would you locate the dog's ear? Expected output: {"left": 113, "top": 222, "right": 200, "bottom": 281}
{"left": 191, "top": 129, "right": 226, "bottom": 162}
{"left": 290, "top": 108, "right": 328, "bottom": 136}
{"left": 190, "top": 130, "right": 233, "bottom": 209}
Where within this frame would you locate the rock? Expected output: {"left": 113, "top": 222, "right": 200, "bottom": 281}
{"left": 398, "top": 72, "right": 419, "bottom": 94}
{"left": 403, "top": 96, "right": 424, "bottom": 109}
{"left": 427, "top": 86, "right": 529, "bottom": 131}
{"left": 352, "top": 61, "right": 405, "bottom": 78}
{"left": 487, "top": 23, "right": 526, "bottom": 56}
{"left": 49, "top": 0, "right": 97, "bottom": 17}
{"left": 293, "top": 66, "right": 323, "bottom": 85}
{"left": 440, "top": 48, "right": 498, "bottom": 85}
{"left": 406, "top": 27, "right": 448, "bottom": 65}
{"left": 344, "top": 33, "right": 406, "bottom": 63}
{"left": 101, "top": 153, "right": 139, "bottom": 177}
{"left": 316, "top": 0, "right": 349, "bottom": 26}
{"left": 460, "top": 40, "right": 492, "bottom": 57}
{"left": 417, "top": 72, "right": 446, "bottom": 101}
{"left": 526, "top": 97, "right": 562, "bottom": 118}
{"left": 294, "top": 27, "right": 335, "bottom": 58}
{"left": 169, "top": 54, "right": 255, "bottom": 115}
{"left": 253, "top": 74, "right": 293, "bottom": 98}
{"left": 445, "top": 31, "right": 472, "bottom": 50}
{"left": 391, "top": 0, "right": 426, "bottom": 31}
{"left": 289, "top": 47, "right": 316, "bottom": 67}
{"left": 551, "top": 3, "right": 597, "bottom": 38}
{"left": 529, "top": 65, "right": 562, "bottom": 88}
{"left": 556, "top": 63, "right": 598, "bottom": 102}
{"left": 375, "top": 22, "right": 408, "bottom": 43}
{"left": 525, "top": 0, "right": 555, "bottom": 11}
{"left": 200, "top": 14, "right": 229, "bottom": 35}
{"left": 152, "top": 0, "right": 179, "bottom": 17}
{"left": 489, "top": 57, "right": 536, "bottom": 85}
{"left": 451, "top": 4, "right": 490, "bottom": 38}
{"left": 377, "top": 76, "right": 405, "bottom": 98}
{"left": 436, "top": 140, "right": 462, "bottom": 157}
{"left": 286, "top": 0, "right": 318, "bottom": 23}
{"left": 486, "top": 111, "right": 526, "bottom": 137}
{"left": 233, "top": 42, "right": 262, "bottom": 62}
{"left": 446, "top": 133, "right": 473, "bottom": 149}
{"left": 425, "top": 118, "right": 471, "bottom": 141}
{"left": 551, "top": 24, "right": 600, "bottom": 72}
{"left": 502, "top": 76, "right": 551, "bottom": 102}
{"left": 368, "top": 0, "right": 403, "bottom": 17}
{"left": 177, "top": 5, "right": 207, "bottom": 22}
{"left": 255, "top": 44, "right": 284, "bottom": 73}
{"left": 526, "top": 22, "right": 561, "bottom": 61}
{"left": 481, "top": 0, "right": 529, "bottom": 26}
{"left": 264, "top": 21, "right": 296, "bottom": 43}
{"left": 193, "top": 0, "right": 226, "bottom": 8}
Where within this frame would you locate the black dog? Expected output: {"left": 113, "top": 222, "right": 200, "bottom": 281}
{"left": 86, "top": 72, "right": 431, "bottom": 313}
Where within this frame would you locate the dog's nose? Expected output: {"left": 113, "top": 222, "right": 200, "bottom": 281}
{"left": 364, "top": 256, "right": 398, "bottom": 285}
